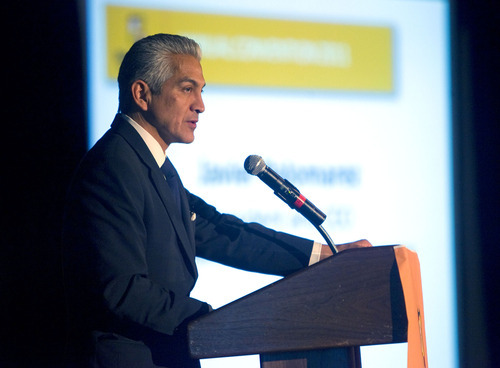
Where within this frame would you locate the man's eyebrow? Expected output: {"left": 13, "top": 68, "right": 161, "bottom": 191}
{"left": 178, "top": 77, "right": 206, "bottom": 88}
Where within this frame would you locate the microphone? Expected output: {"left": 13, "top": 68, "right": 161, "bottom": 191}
{"left": 244, "top": 155, "right": 326, "bottom": 226}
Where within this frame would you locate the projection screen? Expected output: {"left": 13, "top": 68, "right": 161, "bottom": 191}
{"left": 85, "top": 0, "right": 455, "bottom": 366}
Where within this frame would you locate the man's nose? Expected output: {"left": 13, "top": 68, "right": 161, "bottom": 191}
{"left": 193, "top": 94, "right": 205, "bottom": 114}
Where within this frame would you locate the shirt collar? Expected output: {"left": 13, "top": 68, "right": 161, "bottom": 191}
{"left": 121, "top": 113, "right": 166, "bottom": 168}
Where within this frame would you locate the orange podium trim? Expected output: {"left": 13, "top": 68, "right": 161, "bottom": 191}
{"left": 394, "top": 246, "right": 429, "bottom": 368}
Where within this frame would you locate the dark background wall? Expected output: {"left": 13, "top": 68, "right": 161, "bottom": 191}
{"left": 3, "top": 1, "right": 498, "bottom": 367}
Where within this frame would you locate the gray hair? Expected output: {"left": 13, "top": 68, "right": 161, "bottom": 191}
{"left": 117, "top": 33, "right": 201, "bottom": 113}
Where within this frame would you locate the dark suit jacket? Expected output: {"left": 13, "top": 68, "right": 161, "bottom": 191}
{"left": 62, "top": 115, "right": 313, "bottom": 367}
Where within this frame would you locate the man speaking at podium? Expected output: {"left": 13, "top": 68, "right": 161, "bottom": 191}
{"left": 62, "top": 33, "right": 371, "bottom": 368}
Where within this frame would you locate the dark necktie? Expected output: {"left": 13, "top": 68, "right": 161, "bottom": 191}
{"left": 161, "top": 157, "right": 181, "bottom": 213}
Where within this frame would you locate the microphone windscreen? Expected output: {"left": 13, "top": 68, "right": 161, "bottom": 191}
{"left": 244, "top": 155, "right": 266, "bottom": 175}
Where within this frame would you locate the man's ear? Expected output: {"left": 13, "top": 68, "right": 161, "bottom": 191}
{"left": 130, "top": 80, "right": 151, "bottom": 111}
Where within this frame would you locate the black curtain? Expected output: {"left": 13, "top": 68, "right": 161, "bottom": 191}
{"left": 4, "top": 1, "right": 86, "bottom": 366}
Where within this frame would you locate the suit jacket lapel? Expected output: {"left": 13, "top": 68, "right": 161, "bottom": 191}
{"left": 111, "top": 115, "right": 198, "bottom": 278}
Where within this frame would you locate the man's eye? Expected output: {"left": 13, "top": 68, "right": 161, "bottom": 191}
{"left": 184, "top": 87, "right": 192, "bottom": 92}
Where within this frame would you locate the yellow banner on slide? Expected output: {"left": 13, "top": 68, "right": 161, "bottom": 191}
{"left": 107, "top": 6, "right": 393, "bottom": 91}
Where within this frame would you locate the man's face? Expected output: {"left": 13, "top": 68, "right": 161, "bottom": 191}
{"left": 146, "top": 54, "right": 205, "bottom": 148}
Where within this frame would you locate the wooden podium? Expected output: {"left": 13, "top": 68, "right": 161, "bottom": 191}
{"left": 188, "top": 246, "right": 428, "bottom": 367}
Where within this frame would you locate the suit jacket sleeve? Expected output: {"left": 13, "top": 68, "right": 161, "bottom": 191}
{"left": 189, "top": 192, "right": 313, "bottom": 276}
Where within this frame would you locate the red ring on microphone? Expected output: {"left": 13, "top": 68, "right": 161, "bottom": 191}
{"left": 294, "top": 194, "right": 306, "bottom": 209}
